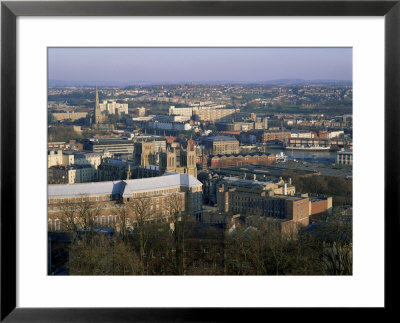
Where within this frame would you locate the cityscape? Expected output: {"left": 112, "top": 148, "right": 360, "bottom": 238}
{"left": 48, "top": 48, "right": 352, "bottom": 275}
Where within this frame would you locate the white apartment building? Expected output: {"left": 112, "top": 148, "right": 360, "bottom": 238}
{"left": 100, "top": 100, "right": 129, "bottom": 116}
{"left": 48, "top": 150, "right": 74, "bottom": 168}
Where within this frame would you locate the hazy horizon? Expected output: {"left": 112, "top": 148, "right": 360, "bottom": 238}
{"left": 48, "top": 48, "right": 352, "bottom": 84}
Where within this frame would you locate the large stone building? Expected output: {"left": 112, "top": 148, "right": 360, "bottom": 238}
{"left": 50, "top": 111, "right": 88, "bottom": 122}
{"left": 202, "top": 136, "right": 240, "bottom": 155}
{"left": 216, "top": 117, "right": 268, "bottom": 132}
{"left": 169, "top": 106, "right": 239, "bottom": 122}
{"left": 134, "top": 141, "right": 156, "bottom": 167}
{"left": 194, "top": 108, "right": 239, "bottom": 122}
{"left": 48, "top": 173, "right": 203, "bottom": 231}
{"left": 97, "top": 139, "right": 196, "bottom": 182}
{"left": 97, "top": 159, "right": 160, "bottom": 181}
{"left": 216, "top": 177, "right": 332, "bottom": 234}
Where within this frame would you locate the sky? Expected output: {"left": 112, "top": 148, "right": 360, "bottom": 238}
{"left": 48, "top": 48, "right": 352, "bottom": 85}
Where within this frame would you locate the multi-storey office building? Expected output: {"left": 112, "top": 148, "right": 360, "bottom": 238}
{"left": 83, "top": 138, "right": 134, "bottom": 156}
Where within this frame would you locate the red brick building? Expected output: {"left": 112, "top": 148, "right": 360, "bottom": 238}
{"left": 261, "top": 131, "right": 291, "bottom": 143}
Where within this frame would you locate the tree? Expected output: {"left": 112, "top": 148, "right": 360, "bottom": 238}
{"left": 166, "top": 193, "right": 188, "bottom": 275}
{"left": 128, "top": 197, "right": 151, "bottom": 274}
{"left": 112, "top": 203, "right": 131, "bottom": 240}
{"left": 68, "top": 234, "right": 141, "bottom": 275}
{"left": 59, "top": 195, "right": 102, "bottom": 242}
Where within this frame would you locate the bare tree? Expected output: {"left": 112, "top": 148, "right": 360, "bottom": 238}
{"left": 112, "top": 203, "right": 131, "bottom": 240}
{"left": 166, "top": 193, "right": 187, "bottom": 275}
{"left": 59, "top": 195, "right": 102, "bottom": 241}
{"left": 128, "top": 197, "right": 151, "bottom": 275}
{"left": 68, "top": 234, "right": 141, "bottom": 275}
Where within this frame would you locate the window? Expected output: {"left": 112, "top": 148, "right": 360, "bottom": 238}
{"left": 115, "top": 215, "right": 120, "bottom": 223}
{"left": 48, "top": 220, "right": 52, "bottom": 231}
{"left": 108, "top": 215, "right": 113, "bottom": 225}
{"left": 94, "top": 216, "right": 98, "bottom": 225}
{"left": 103, "top": 196, "right": 106, "bottom": 201}
{"left": 55, "top": 219, "right": 60, "bottom": 231}
{"left": 96, "top": 196, "right": 99, "bottom": 201}
{"left": 101, "top": 216, "right": 106, "bottom": 226}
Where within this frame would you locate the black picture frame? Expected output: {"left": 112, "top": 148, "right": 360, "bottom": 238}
{"left": 1, "top": 0, "right": 399, "bottom": 321}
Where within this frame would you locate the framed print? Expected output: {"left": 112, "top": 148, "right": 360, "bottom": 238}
{"left": 1, "top": 0, "right": 399, "bottom": 321}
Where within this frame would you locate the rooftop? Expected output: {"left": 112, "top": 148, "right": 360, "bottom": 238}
{"left": 224, "top": 177, "right": 273, "bottom": 188}
{"left": 48, "top": 180, "right": 125, "bottom": 197}
{"left": 48, "top": 173, "right": 202, "bottom": 198}
{"left": 202, "top": 135, "right": 238, "bottom": 142}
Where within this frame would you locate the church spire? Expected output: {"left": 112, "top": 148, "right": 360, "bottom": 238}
{"left": 95, "top": 86, "right": 99, "bottom": 108}
{"left": 94, "top": 86, "right": 102, "bottom": 125}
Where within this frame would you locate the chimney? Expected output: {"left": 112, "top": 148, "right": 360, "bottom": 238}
{"left": 289, "top": 177, "right": 292, "bottom": 185}
{"left": 284, "top": 183, "right": 287, "bottom": 195}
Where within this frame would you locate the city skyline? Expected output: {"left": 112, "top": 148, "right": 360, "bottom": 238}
{"left": 48, "top": 48, "right": 352, "bottom": 85}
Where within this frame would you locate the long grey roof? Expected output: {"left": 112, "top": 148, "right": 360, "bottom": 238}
{"left": 48, "top": 181, "right": 125, "bottom": 197}
{"left": 224, "top": 177, "right": 273, "bottom": 187}
{"left": 123, "top": 173, "right": 201, "bottom": 197}
{"left": 48, "top": 173, "right": 202, "bottom": 198}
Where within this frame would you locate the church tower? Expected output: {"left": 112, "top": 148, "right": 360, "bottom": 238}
{"left": 160, "top": 148, "right": 176, "bottom": 174}
{"left": 181, "top": 146, "right": 197, "bottom": 177}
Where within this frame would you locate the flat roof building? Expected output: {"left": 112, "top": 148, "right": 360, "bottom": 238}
{"left": 202, "top": 136, "right": 240, "bottom": 155}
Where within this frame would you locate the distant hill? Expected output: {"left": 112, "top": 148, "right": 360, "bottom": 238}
{"left": 48, "top": 79, "right": 352, "bottom": 88}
